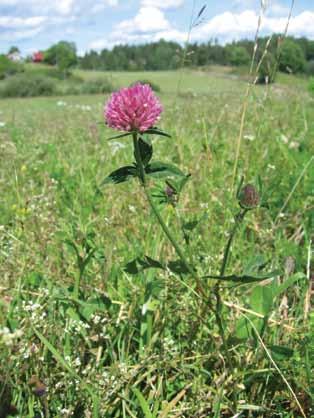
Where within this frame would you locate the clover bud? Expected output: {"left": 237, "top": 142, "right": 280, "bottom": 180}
{"left": 29, "top": 376, "right": 47, "bottom": 397}
{"left": 239, "top": 184, "right": 260, "bottom": 209}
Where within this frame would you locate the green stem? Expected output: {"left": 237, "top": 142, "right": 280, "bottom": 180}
{"left": 133, "top": 135, "right": 146, "bottom": 186}
{"left": 73, "top": 271, "right": 82, "bottom": 300}
{"left": 132, "top": 133, "right": 205, "bottom": 296}
{"left": 214, "top": 208, "right": 249, "bottom": 374}
{"left": 220, "top": 209, "right": 248, "bottom": 277}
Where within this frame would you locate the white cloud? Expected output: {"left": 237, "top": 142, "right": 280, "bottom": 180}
{"left": 267, "top": 2, "right": 290, "bottom": 16}
{"left": 193, "top": 10, "right": 259, "bottom": 42}
{"left": 0, "top": 0, "right": 118, "bottom": 14}
{"left": 140, "top": 0, "right": 184, "bottom": 9}
{"left": 89, "top": 5, "right": 188, "bottom": 50}
{"left": 91, "top": 0, "right": 119, "bottom": 14}
{"left": 0, "top": 0, "right": 77, "bottom": 15}
{"left": 55, "top": 0, "right": 75, "bottom": 15}
{"left": 89, "top": 8, "right": 314, "bottom": 51}
{"left": 0, "top": 16, "right": 46, "bottom": 28}
{"left": 0, "top": 26, "right": 43, "bottom": 41}
{"left": 89, "top": 6, "right": 176, "bottom": 48}
{"left": 279, "top": 11, "right": 314, "bottom": 38}
{"left": 105, "top": 0, "right": 119, "bottom": 5}
{"left": 192, "top": 10, "right": 314, "bottom": 43}
{"left": 115, "top": 7, "right": 170, "bottom": 34}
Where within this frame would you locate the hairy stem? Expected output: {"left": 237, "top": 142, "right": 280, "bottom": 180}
{"left": 220, "top": 209, "right": 248, "bottom": 277}
{"left": 214, "top": 209, "right": 249, "bottom": 371}
{"left": 132, "top": 133, "right": 205, "bottom": 297}
{"left": 73, "top": 270, "right": 82, "bottom": 300}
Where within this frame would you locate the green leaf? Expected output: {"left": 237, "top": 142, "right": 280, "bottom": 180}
{"left": 145, "top": 127, "right": 171, "bottom": 138}
{"left": 7, "top": 317, "right": 19, "bottom": 332}
{"left": 183, "top": 220, "right": 199, "bottom": 232}
{"left": 33, "top": 327, "right": 78, "bottom": 377}
{"left": 166, "top": 174, "right": 191, "bottom": 194}
{"left": 138, "top": 136, "right": 153, "bottom": 166}
{"left": 66, "top": 307, "right": 81, "bottom": 321}
{"left": 269, "top": 345, "right": 294, "bottom": 361}
{"left": 235, "top": 316, "right": 252, "bottom": 340}
{"left": 243, "top": 255, "right": 268, "bottom": 276}
{"left": 132, "top": 388, "right": 153, "bottom": 418}
{"left": 167, "top": 260, "right": 190, "bottom": 275}
{"left": 24, "top": 271, "right": 43, "bottom": 288}
{"left": 124, "top": 256, "right": 164, "bottom": 275}
{"left": 250, "top": 284, "right": 274, "bottom": 316}
{"left": 234, "top": 316, "right": 265, "bottom": 341}
{"left": 107, "top": 131, "right": 135, "bottom": 141}
{"left": 79, "top": 295, "right": 111, "bottom": 321}
{"left": 272, "top": 272, "right": 306, "bottom": 298}
{"left": 102, "top": 165, "right": 137, "bottom": 185}
{"left": 145, "top": 161, "right": 185, "bottom": 179}
{"left": 203, "top": 270, "right": 281, "bottom": 283}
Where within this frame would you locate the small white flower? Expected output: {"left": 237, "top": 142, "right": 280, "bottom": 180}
{"left": 74, "top": 357, "right": 81, "bottom": 366}
{"left": 289, "top": 141, "right": 299, "bottom": 149}
{"left": 244, "top": 134, "right": 255, "bottom": 141}
{"left": 280, "top": 134, "right": 289, "bottom": 144}
{"left": 0, "top": 122, "right": 6, "bottom": 128}
{"left": 110, "top": 141, "right": 126, "bottom": 156}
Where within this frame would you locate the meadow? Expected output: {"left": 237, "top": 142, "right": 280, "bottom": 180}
{"left": 0, "top": 69, "right": 313, "bottom": 417}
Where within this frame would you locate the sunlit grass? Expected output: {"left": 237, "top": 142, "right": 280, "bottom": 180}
{"left": 0, "top": 70, "right": 313, "bottom": 417}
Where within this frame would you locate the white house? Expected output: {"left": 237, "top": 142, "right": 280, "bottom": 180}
{"left": 7, "top": 51, "right": 23, "bottom": 63}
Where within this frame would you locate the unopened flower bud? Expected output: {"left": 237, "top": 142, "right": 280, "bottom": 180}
{"left": 29, "top": 376, "right": 47, "bottom": 397}
{"left": 239, "top": 184, "right": 260, "bottom": 209}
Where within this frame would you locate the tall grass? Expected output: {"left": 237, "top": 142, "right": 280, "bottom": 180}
{"left": 0, "top": 68, "right": 312, "bottom": 416}
{"left": 0, "top": 3, "right": 313, "bottom": 416}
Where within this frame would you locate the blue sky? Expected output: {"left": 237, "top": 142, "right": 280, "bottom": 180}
{"left": 0, "top": 0, "right": 313, "bottom": 56}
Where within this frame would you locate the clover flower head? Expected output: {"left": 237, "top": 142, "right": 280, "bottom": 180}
{"left": 239, "top": 184, "right": 260, "bottom": 208}
{"left": 105, "top": 83, "right": 163, "bottom": 132}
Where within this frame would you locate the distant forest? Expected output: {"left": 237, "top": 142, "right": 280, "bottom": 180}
{"left": 79, "top": 36, "right": 314, "bottom": 74}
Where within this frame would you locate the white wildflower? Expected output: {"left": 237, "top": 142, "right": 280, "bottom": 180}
{"left": 110, "top": 141, "right": 126, "bottom": 155}
{"left": 289, "top": 141, "right": 299, "bottom": 149}
{"left": 280, "top": 134, "right": 289, "bottom": 144}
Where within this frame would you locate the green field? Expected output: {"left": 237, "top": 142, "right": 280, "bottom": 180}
{"left": 0, "top": 70, "right": 313, "bottom": 417}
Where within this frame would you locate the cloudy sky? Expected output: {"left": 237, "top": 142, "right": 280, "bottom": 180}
{"left": 0, "top": 0, "right": 313, "bottom": 55}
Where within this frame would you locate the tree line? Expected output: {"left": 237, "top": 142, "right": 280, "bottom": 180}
{"left": 78, "top": 36, "right": 314, "bottom": 75}
{"left": 3, "top": 35, "right": 314, "bottom": 81}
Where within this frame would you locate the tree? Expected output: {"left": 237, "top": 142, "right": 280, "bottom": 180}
{"left": 226, "top": 45, "right": 251, "bottom": 66}
{"left": 0, "top": 54, "right": 23, "bottom": 79}
{"left": 8, "top": 46, "right": 20, "bottom": 54}
{"left": 278, "top": 39, "right": 306, "bottom": 73}
{"left": 44, "top": 41, "right": 77, "bottom": 76}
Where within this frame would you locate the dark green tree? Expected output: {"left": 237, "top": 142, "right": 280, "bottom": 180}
{"left": 0, "top": 54, "right": 23, "bottom": 79}
{"left": 278, "top": 39, "right": 306, "bottom": 73}
{"left": 44, "top": 41, "right": 77, "bottom": 76}
{"left": 226, "top": 45, "right": 251, "bottom": 66}
{"left": 8, "top": 46, "right": 20, "bottom": 54}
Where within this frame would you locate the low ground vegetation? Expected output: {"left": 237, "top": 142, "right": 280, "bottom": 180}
{"left": 0, "top": 70, "right": 313, "bottom": 416}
